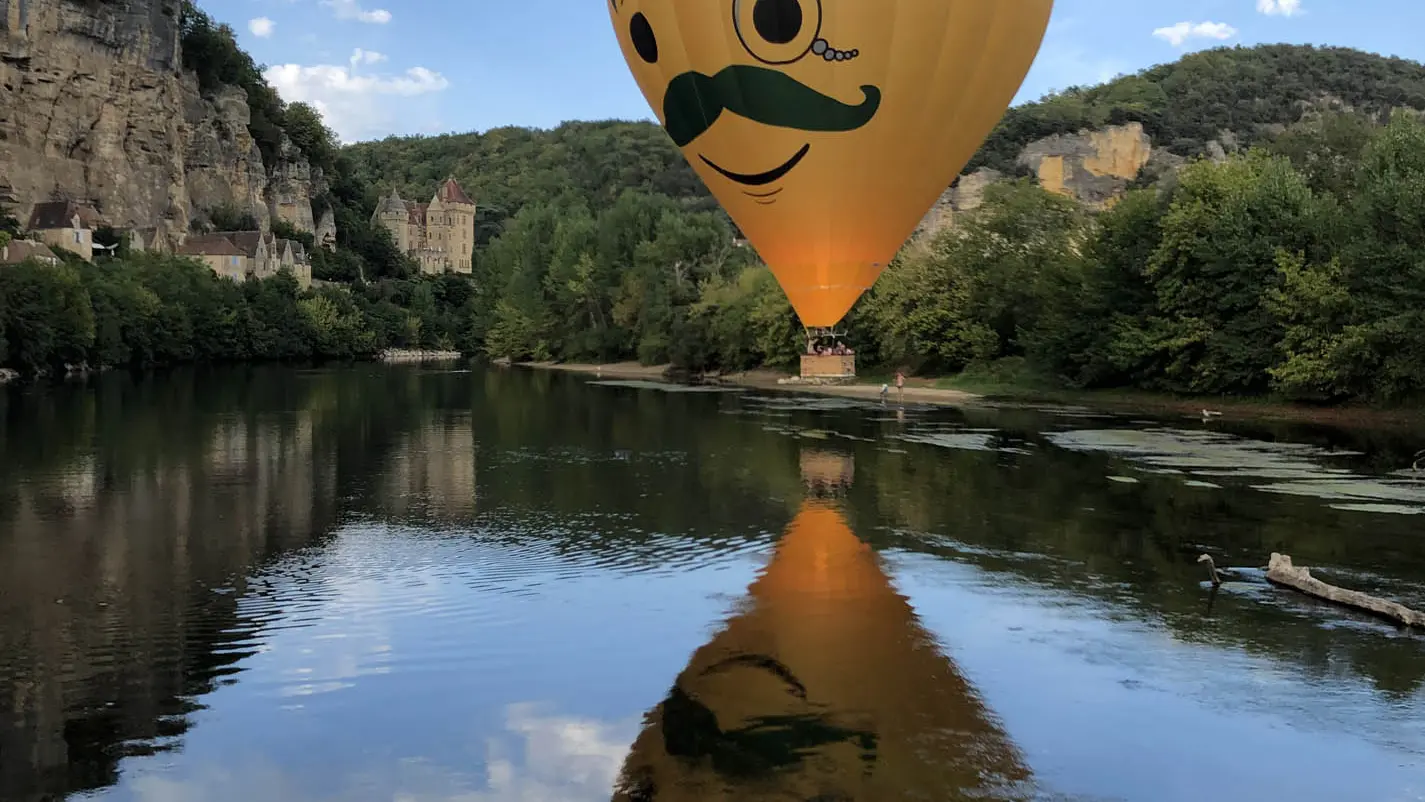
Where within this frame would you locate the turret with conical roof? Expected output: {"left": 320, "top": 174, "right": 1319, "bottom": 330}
{"left": 371, "top": 188, "right": 413, "bottom": 254}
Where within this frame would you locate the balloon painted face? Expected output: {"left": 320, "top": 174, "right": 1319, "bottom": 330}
{"left": 609, "top": 0, "right": 1054, "bottom": 328}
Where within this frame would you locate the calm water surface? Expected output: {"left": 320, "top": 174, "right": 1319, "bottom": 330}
{"left": 2, "top": 365, "right": 1424, "bottom": 801}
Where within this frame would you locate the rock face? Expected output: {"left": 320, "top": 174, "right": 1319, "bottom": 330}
{"left": 916, "top": 168, "right": 1003, "bottom": 238}
{"left": 914, "top": 121, "right": 1191, "bottom": 239}
{"left": 266, "top": 134, "right": 325, "bottom": 234}
{"left": 0, "top": 0, "right": 330, "bottom": 240}
{"left": 1017, "top": 122, "right": 1153, "bottom": 211}
{"left": 183, "top": 84, "right": 270, "bottom": 232}
{"left": 1, "top": 0, "right": 188, "bottom": 238}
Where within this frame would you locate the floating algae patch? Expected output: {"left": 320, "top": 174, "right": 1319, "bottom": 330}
{"left": 1046, "top": 427, "right": 1425, "bottom": 513}
{"left": 587, "top": 380, "right": 742, "bottom": 393}
{"left": 900, "top": 431, "right": 996, "bottom": 452}
{"left": 1328, "top": 503, "right": 1424, "bottom": 516}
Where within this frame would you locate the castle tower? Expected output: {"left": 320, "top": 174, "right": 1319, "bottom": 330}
{"left": 429, "top": 177, "right": 475, "bottom": 274}
{"left": 371, "top": 189, "right": 411, "bottom": 253}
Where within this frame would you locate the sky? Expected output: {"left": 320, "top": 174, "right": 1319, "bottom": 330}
{"left": 210, "top": 0, "right": 1425, "bottom": 143}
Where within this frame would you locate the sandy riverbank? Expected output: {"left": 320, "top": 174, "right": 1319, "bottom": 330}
{"left": 518, "top": 362, "right": 983, "bottom": 406}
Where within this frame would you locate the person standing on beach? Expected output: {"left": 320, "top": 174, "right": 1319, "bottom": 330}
{"left": 895, "top": 370, "right": 906, "bottom": 405}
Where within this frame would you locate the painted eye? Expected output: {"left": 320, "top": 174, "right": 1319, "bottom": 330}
{"left": 630, "top": 11, "right": 658, "bottom": 64}
{"left": 734, "top": 0, "right": 822, "bottom": 65}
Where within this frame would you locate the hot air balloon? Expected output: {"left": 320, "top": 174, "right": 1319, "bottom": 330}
{"left": 610, "top": 449, "right": 1034, "bottom": 800}
{"left": 606, "top": 0, "right": 1054, "bottom": 344}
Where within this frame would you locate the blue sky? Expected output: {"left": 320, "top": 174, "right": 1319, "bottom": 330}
{"left": 214, "top": 0, "right": 1425, "bottom": 143}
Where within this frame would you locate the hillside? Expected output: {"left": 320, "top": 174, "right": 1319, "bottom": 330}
{"left": 345, "top": 44, "right": 1425, "bottom": 231}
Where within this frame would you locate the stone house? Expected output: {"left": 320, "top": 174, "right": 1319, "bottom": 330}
{"left": 176, "top": 230, "right": 312, "bottom": 288}
{"left": 122, "top": 227, "right": 167, "bottom": 254}
{"left": 371, "top": 177, "right": 476, "bottom": 275}
{"left": 0, "top": 238, "right": 62, "bottom": 266}
{"left": 177, "top": 234, "right": 248, "bottom": 281}
{"left": 26, "top": 200, "right": 101, "bottom": 261}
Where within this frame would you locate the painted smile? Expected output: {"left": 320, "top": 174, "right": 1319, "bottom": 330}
{"left": 699, "top": 144, "right": 812, "bottom": 188}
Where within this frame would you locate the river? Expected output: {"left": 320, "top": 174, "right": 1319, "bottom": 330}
{"left": 2, "top": 364, "right": 1423, "bottom": 801}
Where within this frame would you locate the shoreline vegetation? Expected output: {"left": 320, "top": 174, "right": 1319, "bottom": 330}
{"left": 515, "top": 360, "right": 1425, "bottom": 433}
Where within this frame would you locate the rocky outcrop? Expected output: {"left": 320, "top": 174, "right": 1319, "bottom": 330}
{"left": 183, "top": 84, "right": 270, "bottom": 231}
{"left": 1017, "top": 122, "right": 1154, "bottom": 211}
{"left": 916, "top": 122, "right": 1193, "bottom": 239}
{"left": 266, "top": 133, "right": 324, "bottom": 234}
{"left": 315, "top": 206, "right": 337, "bottom": 249}
{"left": 916, "top": 168, "right": 1003, "bottom": 238}
{"left": 0, "top": 0, "right": 332, "bottom": 242}
{"left": 1, "top": 0, "right": 188, "bottom": 238}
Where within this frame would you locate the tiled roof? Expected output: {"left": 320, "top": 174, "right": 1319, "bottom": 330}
{"left": 27, "top": 200, "right": 101, "bottom": 230}
{"left": 376, "top": 190, "right": 409, "bottom": 216}
{"left": 210, "top": 230, "right": 269, "bottom": 258}
{"left": 407, "top": 202, "right": 428, "bottom": 226}
{"left": 177, "top": 235, "right": 245, "bottom": 257}
{"left": 0, "top": 239, "right": 62, "bottom": 264}
{"left": 437, "top": 177, "right": 474, "bottom": 206}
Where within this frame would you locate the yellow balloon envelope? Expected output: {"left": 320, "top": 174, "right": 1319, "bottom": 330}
{"left": 607, "top": 0, "right": 1055, "bottom": 328}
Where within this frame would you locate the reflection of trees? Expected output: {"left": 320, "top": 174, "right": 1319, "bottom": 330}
{"left": 612, "top": 497, "right": 1032, "bottom": 800}
{"left": 0, "top": 367, "right": 457, "bottom": 802}
{"left": 848, "top": 424, "right": 1425, "bottom": 700}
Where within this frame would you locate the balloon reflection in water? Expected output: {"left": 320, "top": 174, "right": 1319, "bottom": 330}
{"left": 611, "top": 449, "right": 1033, "bottom": 800}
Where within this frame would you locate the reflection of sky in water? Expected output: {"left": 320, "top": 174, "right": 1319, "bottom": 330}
{"left": 83, "top": 517, "right": 1425, "bottom": 802}
{"left": 95, "top": 524, "right": 769, "bottom": 802}
{"left": 1048, "top": 428, "right": 1425, "bottom": 515}
{"left": 886, "top": 552, "right": 1425, "bottom": 802}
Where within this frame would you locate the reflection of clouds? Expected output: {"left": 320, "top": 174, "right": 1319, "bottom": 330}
{"left": 122, "top": 704, "right": 635, "bottom": 802}
{"left": 470, "top": 704, "right": 636, "bottom": 801}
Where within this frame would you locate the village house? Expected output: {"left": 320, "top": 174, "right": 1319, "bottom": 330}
{"left": 176, "top": 229, "right": 313, "bottom": 289}
{"left": 371, "top": 177, "right": 476, "bottom": 275}
{"left": 122, "top": 227, "right": 167, "bottom": 254}
{"left": 177, "top": 234, "right": 248, "bottom": 282}
{"left": 0, "top": 238, "right": 62, "bottom": 266}
{"left": 26, "top": 200, "right": 101, "bottom": 261}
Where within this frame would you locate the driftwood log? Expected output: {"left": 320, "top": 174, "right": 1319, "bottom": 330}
{"left": 1265, "top": 553, "right": 1425, "bottom": 629}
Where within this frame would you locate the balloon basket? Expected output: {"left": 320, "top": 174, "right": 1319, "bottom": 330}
{"left": 798, "top": 353, "right": 857, "bottom": 384}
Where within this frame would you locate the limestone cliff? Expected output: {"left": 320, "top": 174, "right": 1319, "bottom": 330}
{"left": 1017, "top": 122, "right": 1154, "bottom": 211}
{"left": 183, "top": 84, "right": 270, "bottom": 232}
{"left": 0, "top": 0, "right": 328, "bottom": 240}
{"left": 916, "top": 122, "right": 1189, "bottom": 239}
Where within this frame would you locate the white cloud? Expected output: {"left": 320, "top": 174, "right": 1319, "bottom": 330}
{"left": 264, "top": 50, "right": 449, "bottom": 142}
{"left": 247, "top": 17, "right": 274, "bottom": 37}
{"left": 350, "top": 48, "right": 387, "bottom": 67}
{"left": 321, "top": 0, "right": 391, "bottom": 24}
{"left": 1152, "top": 21, "right": 1239, "bottom": 48}
{"left": 1257, "top": 0, "right": 1302, "bottom": 16}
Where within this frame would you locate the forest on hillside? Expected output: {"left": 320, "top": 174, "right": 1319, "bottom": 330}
{"left": 458, "top": 110, "right": 1425, "bottom": 404}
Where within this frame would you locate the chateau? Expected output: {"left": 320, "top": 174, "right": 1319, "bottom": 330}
{"left": 371, "top": 178, "right": 476, "bottom": 275}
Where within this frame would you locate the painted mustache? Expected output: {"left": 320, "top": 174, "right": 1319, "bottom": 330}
{"left": 662, "top": 64, "right": 881, "bottom": 148}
